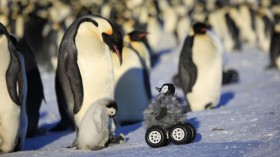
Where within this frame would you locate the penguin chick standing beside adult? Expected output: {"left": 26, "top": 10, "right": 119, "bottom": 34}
{"left": 77, "top": 98, "right": 118, "bottom": 150}
{"left": 178, "top": 22, "right": 222, "bottom": 111}
{"left": 0, "top": 23, "right": 28, "bottom": 153}
{"left": 113, "top": 31, "right": 151, "bottom": 125}
{"left": 56, "top": 15, "right": 123, "bottom": 146}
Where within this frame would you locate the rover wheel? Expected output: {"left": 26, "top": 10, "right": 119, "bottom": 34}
{"left": 185, "top": 123, "right": 196, "bottom": 143}
{"left": 169, "top": 123, "right": 191, "bottom": 145}
{"left": 145, "top": 126, "right": 168, "bottom": 148}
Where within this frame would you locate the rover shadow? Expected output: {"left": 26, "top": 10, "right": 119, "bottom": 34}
{"left": 188, "top": 117, "right": 202, "bottom": 143}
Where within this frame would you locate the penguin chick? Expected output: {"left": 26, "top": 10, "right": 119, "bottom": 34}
{"left": 77, "top": 98, "right": 118, "bottom": 150}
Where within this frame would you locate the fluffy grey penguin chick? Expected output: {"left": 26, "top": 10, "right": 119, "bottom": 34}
{"left": 144, "top": 93, "right": 187, "bottom": 130}
{"left": 77, "top": 98, "right": 118, "bottom": 150}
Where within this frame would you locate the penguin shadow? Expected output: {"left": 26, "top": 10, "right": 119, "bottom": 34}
{"left": 24, "top": 130, "right": 73, "bottom": 150}
{"left": 24, "top": 121, "right": 73, "bottom": 150}
{"left": 151, "top": 49, "right": 173, "bottom": 68}
{"left": 216, "top": 92, "right": 235, "bottom": 108}
{"left": 188, "top": 117, "right": 202, "bottom": 143}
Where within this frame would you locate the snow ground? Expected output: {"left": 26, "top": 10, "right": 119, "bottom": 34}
{"left": 2, "top": 45, "right": 280, "bottom": 157}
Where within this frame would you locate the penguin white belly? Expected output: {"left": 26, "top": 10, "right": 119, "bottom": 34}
{"left": 177, "top": 17, "right": 191, "bottom": 43}
{"left": 255, "top": 15, "right": 270, "bottom": 53}
{"left": 236, "top": 6, "right": 256, "bottom": 45}
{"left": 0, "top": 81, "right": 21, "bottom": 153}
{"left": 276, "top": 56, "right": 280, "bottom": 69}
{"left": 131, "top": 42, "right": 151, "bottom": 72}
{"left": 112, "top": 47, "right": 149, "bottom": 124}
{"left": 147, "top": 17, "right": 162, "bottom": 53}
{"left": 74, "top": 23, "right": 114, "bottom": 126}
{"left": 187, "top": 35, "right": 222, "bottom": 111}
{"left": 163, "top": 8, "right": 178, "bottom": 33}
{"left": 0, "top": 40, "right": 20, "bottom": 153}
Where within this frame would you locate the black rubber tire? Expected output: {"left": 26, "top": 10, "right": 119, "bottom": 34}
{"left": 185, "top": 123, "right": 196, "bottom": 143}
{"left": 169, "top": 123, "right": 192, "bottom": 145}
{"left": 145, "top": 126, "right": 168, "bottom": 148}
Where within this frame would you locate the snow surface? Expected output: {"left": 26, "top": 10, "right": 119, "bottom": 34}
{"left": 2, "top": 45, "right": 280, "bottom": 157}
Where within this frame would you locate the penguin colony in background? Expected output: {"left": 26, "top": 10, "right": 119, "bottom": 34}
{"left": 0, "top": 0, "right": 280, "bottom": 153}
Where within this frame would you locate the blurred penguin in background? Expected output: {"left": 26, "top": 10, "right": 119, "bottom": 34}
{"left": 113, "top": 31, "right": 151, "bottom": 126}
{"left": 255, "top": 0, "right": 274, "bottom": 53}
{"left": 228, "top": 0, "right": 256, "bottom": 46}
{"left": 178, "top": 22, "right": 222, "bottom": 111}
{"left": 268, "top": 13, "right": 280, "bottom": 69}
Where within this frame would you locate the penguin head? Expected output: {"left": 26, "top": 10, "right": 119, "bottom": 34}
{"left": 155, "top": 83, "right": 175, "bottom": 95}
{"left": 101, "top": 22, "right": 123, "bottom": 65}
{"left": 105, "top": 99, "right": 118, "bottom": 118}
{"left": 128, "top": 30, "right": 148, "bottom": 42}
{"left": 193, "top": 22, "right": 210, "bottom": 34}
{"left": 0, "top": 23, "right": 9, "bottom": 38}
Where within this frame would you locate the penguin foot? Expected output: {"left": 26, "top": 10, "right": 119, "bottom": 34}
{"left": 26, "top": 128, "right": 48, "bottom": 138}
{"left": 49, "top": 121, "right": 75, "bottom": 132}
{"left": 265, "top": 64, "right": 277, "bottom": 70}
{"left": 222, "top": 69, "right": 239, "bottom": 85}
{"left": 106, "top": 133, "right": 126, "bottom": 146}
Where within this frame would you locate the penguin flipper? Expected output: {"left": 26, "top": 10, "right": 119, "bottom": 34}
{"left": 92, "top": 109, "right": 103, "bottom": 132}
{"left": 64, "top": 48, "right": 84, "bottom": 114}
{"left": 6, "top": 41, "right": 21, "bottom": 105}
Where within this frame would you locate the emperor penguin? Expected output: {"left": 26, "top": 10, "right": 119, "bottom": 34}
{"left": 178, "top": 22, "right": 222, "bottom": 111}
{"left": 77, "top": 98, "right": 118, "bottom": 150}
{"left": 268, "top": 14, "right": 280, "bottom": 69}
{"left": 56, "top": 15, "right": 123, "bottom": 146}
{"left": 113, "top": 32, "right": 151, "bottom": 125}
{"left": 0, "top": 23, "right": 28, "bottom": 153}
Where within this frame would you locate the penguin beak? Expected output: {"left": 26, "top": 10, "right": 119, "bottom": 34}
{"left": 138, "top": 32, "right": 148, "bottom": 39}
{"left": 155, "top": 87, "right": 161, "bottom": 92}
{"left": 114, "top": 45, "right": 122, "bottom": 65}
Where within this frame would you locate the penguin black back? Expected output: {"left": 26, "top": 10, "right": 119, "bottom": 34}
{"left": 178, "top": 35, "right": 197, "bottom": 94}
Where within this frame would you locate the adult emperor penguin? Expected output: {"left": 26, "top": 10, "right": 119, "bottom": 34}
{"left": 0, "top": 23, "right": 28, "bottom": 153}
{"left": 178, "top": 22, "right": 222, "bottom": 111}
{"left": 57, "top": 15, "right": 123, "bottom": 146}
{"left": 77, "top": 98, "right": 118, "bottom": 150}
{"left": 268, "top": 14, "right": 280, "bottom": 69}
{"left": 113, "top": 32, "right": 151, "bottom": 125}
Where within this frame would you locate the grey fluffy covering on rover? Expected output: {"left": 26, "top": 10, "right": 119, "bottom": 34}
{"left": 144, "top": 94, "right": 187, "bottom": 129}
